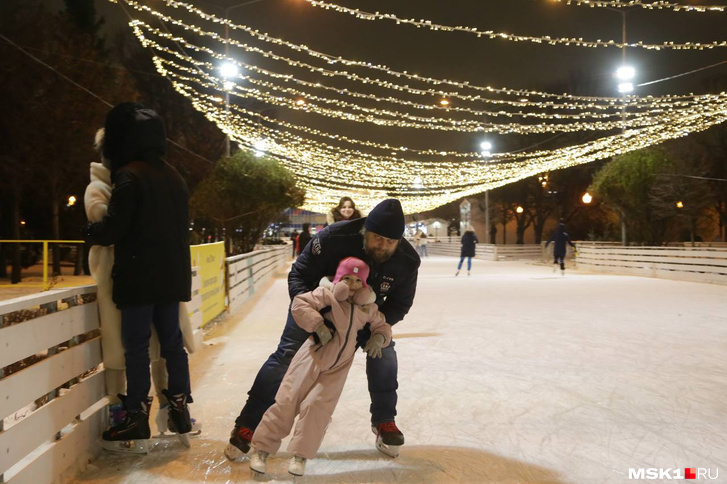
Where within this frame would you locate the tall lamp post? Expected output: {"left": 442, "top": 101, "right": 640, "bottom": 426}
{"left": 433, "top": 221, "right": 440, "bottom": 242}
{"left": 481, "top": 140, "right": 493, "bottom": 242}
{"left": 218, "top": 0, "right": 271, "bottom": 157}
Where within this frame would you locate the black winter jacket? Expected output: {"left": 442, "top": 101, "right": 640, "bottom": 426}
{"left": 289, "top": 218, "right": 420, "bottom": 326}
{"left": 85, "top": 160, "right": 192, "bottom": 307}
{"left": 546, "top": 223, "right": 576, "bottom": 257}
{"left": 85, "top": 104, "right": 190, "bottom": 307}
{"left": 460, "top": 231, "right": 479, "bottom": 257}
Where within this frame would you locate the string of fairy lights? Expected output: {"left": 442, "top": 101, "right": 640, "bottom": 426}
{"left": 125, "top": 0, "right": 721, "bottom": 106}
{"left": 302, "top": 0, "right": 727, "bottom": 50}
{"left": 137, "top": 23, "right": 720, "bottom": 131}
{"left": 544, "top": 0, "right": 727, "bottom": 13}
{"left": 111, "top": 0, "right": 727, "bottom": 213}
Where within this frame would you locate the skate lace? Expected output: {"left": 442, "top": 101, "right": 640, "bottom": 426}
{"left": 378, "top": 422, "right": 400, "bottom": 434}
{"left": 236, "top": 426, "right": 254, "bottom": 441}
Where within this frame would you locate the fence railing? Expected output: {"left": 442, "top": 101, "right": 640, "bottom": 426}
{"left": 0, "top": 242, "right": 291, "bottom": 484}
{"left": 0, "top": 240, "right": 86, "bottom": 289}
{"left": 575, "top": 245, "right": 727, "bottom": 285}
{"left": 227, "top": 244, "right": 290, "bottom": 313}
{"left": 422, "top": 240, "right": 543, "bottom": 261}
{"left": 0, "top": 285, "right": 106, "bottom": 484}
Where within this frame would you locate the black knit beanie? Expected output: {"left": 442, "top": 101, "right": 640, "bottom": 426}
{"left": 364, "top": 199, "right": 405, "bottom": 239}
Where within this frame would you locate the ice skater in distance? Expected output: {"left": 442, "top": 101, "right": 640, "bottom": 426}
{"left": 545, "top": 219, "right": 577, "bottom": 276}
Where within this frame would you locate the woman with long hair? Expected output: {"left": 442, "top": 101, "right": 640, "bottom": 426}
{"left": 326, "top": 196, "right": 362, "bottom": 225}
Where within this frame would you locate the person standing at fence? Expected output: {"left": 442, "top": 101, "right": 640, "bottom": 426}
{"left": 296, "top": 223, "right": 312, "bottom": 257}
{"left": 84, "top": 103, "right": 194, "bottom": 453}
{"left": 226, "top": 198, "right": 420, "bottom": 461}
{"left": 455, "top": 226, "right": 478, "bottom": 276}
{"left": 85, "top": 128, "right": 199, "bottom": 443}
{"left": 326, "top": 196, "right": 362, "bottom": 225}
{"left": 545, "top": 220, "right": 577, "bottom": 275}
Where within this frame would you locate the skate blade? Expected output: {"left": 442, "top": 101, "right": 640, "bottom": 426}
{"left": 375, "top": 439, "right": 401, "bottom": 458}
{"left": 154, "top": 429, "right": 201, "bottom": 439}
{"left": 224, "top": 443, "right": 247, "bottom": 462}
{"left": 176, "top": 432, "right": 191, "bottom": 448}
{"left": 102, "top": 439, "right": 150, "bottom": 454}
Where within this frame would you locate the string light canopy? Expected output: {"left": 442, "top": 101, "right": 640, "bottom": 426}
{"left": 544, "top": 0, "right": 727, "bottom": 13}
{"left": 302, "top": 0, "right": 727, "bottom": 50}
{"left": 113, "top": 0, "right": 727, "bottom": 213}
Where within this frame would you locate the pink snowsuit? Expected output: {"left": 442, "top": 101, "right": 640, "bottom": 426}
{"left": 251, "top": 281, "right": 392, "bottom": 459}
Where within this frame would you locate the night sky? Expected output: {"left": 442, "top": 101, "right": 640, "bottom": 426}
{"left": 90, "top": 0, "right": 727, "bottom": 153}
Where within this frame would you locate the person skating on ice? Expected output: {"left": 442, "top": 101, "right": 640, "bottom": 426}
{"left": 545, "top": 219, "right": 577, "bottom": 275}
{"left": 225, "top": 199, "right": 420, "bottom": 462}
{"left": 455, "top": 226, "right": 478, "bottom": 276}
{"left": 248, "top": 257, "right": 392, "bottom": 477}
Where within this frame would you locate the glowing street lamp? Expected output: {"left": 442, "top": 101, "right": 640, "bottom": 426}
{"left": 516, "top": 206, "right": 524, "bottom": 214}
{"left": 433, "top": 220, "right": 441, "bottom": 241}
{"left": 582, "top": 192, "right": 593, "bottom": 204}
{"left": 67, "top": 195, "right": 77, "bottom": 207}
{"left": 676, "top": 201, "right": 684, "bottom": 208}
{"left": 439, "top": 98, "right": 450, "bottom": 107}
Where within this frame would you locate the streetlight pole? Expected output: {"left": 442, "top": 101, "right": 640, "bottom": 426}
{"left": 219, "top": 0, "right": 270, "bottom": 157}
{"left": 605, "top": 6, "right": 631, "bottom": 246}
{"left": 480, "top": 141, "right": 493, "bottom": 243}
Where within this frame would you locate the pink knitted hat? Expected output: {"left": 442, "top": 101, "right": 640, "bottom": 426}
{"left": 332, "top": 257, "right": 369, "bottom": 288}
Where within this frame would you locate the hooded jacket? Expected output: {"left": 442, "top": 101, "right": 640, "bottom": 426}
{"left": 546, "top": 223, "right": 576, "bottom": 258}
{"left": 85, "top": 104, "right": 191, "bottom": 307}
{"left": 289, "top": 217, "right": 420, "bottom": 327}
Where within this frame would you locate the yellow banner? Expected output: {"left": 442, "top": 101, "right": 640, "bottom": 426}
{"left": 190, "top": 242, "right": 226, "bottom": 327}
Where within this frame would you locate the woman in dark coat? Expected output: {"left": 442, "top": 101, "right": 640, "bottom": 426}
{"left": 455, "top": 227, "right": 478, "bottom": 276}
{"left": 545, "top": 221, "right": 576, "bottom": 274}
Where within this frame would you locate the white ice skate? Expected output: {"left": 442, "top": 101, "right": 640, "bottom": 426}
{"left": 102, "top": 438, "right": 152, "bottom": 455}
{"left": 288, "top": 455, "right": 307, "bottom": 476}
{"left": 250, "top": 450, "right": 269, "bottom": 475}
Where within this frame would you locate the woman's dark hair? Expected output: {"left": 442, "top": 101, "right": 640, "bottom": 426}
{"left": 330, "top": 196, "right": 362, "bottom": 222}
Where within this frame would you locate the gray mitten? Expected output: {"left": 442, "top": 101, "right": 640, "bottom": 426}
{"left": 362, "top": 333, "right": 386, "bottom": 358}
{"left": 315, "top": 324, "right": 333, "bottom": 346}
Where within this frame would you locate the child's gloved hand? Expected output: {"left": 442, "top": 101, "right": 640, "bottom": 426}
{"left": 315, "top": 324, "right": 333, "bottom": 346}
{"left": 362, "top": 333, "right": 386, "bottom": 358}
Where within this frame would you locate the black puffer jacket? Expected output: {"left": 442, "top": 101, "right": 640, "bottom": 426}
{"left": 290, "top": 218, "right": 420, "bottom": 326}
{"left": 85, "top": 103, "right": 191, "bottom": 307}
{"left": 460, "top": 231, "right": 479, "bottom": 257}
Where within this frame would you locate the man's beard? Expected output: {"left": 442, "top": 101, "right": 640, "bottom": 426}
{"left": 364, "top": 244, "right": 396, "bottom": 264}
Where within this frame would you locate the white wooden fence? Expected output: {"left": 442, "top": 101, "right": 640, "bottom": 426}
{"left": 422, "top": 240, "right": 542, "bottom": 260}
{"left": 576, "top": 245, "right": 727, "bottom": 285}
{"left": 0, "top": 285, "right": 106, "bottom": 484}
{"left": 227, "top": 244, "right": 290, "bottom": 313}
{"left": 0, "top": 243, "right": 290, "bottom": 484}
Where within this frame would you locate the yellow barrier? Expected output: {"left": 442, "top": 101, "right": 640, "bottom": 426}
{"left": 0, "top": 240, "right": 84, "bottom": 290}
{"left": 189, "top": 241, "right": 226, "bottom": 327}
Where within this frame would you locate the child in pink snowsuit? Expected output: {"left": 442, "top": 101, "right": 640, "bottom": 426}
{"left": 250, "top": 257, "right": 392, "bottom": 476}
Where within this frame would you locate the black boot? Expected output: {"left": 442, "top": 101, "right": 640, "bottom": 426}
{"left": 102, "top": 395, "right": 152, "bottom": 442}
{"left": 163, "top": 390, "right": 192, "bottom": 434}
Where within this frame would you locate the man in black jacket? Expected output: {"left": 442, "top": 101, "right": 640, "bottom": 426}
{"left": 226, "top": 199, "right": 420, "bottom": 460}
{"left": 85, "top": 103, "right": 193, "bottom": 452}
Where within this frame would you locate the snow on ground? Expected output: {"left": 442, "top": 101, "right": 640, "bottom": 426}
{"left": 72, "top": 257, "right": 727, "bottom": 484}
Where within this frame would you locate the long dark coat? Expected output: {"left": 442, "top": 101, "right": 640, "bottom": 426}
{"left": 460, "top": 231, "right": 479, "bottom": 257}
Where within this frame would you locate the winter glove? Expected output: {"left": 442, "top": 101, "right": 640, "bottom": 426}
{"left": 356, "top": 323, "right": 371, "bottom": 349}
{"left": 314, "top": 324, "right": 333, "bottom": 346}
{"left": 363, "top": 333, "right": 386, "bottom": 359}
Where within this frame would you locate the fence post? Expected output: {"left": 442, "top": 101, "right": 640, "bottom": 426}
{"left": 42, "top": 241, "right": 49, "bottom": 290}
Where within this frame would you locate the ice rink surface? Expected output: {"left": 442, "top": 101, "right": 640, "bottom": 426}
{"left": 73, "top": 257, "right": 727, "bottom": 483}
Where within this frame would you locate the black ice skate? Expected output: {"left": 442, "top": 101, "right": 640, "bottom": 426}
{"left": 102, "top": 396, "right": 152, "bottom": 454}
{"left": 162, "top": 390, "right": 192, "bottom": 448}
{"left": 372, "top": 421, "right": 405, "bottom": 457}
{"left": 225, "top": 426, "right": 254, "bottom": 461}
